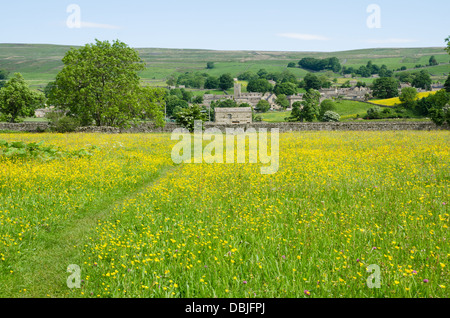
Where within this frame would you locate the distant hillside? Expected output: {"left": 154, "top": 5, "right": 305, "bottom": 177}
{"left": 0, "top": 43, "right": 449, "bottom": 89}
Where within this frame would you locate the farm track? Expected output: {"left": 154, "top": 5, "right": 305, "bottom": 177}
{"left": 0, "top": 164, "right": 180, "bottom": 298}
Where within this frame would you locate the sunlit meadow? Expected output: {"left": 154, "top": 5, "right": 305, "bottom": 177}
{"left": 0, "top": 131, "right": 448, "bottom": 298}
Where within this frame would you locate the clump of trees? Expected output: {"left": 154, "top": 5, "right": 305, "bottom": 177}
{"left": 364, "top": 106, "right": 402, "bottom": 120}
{"left": 247, "top": 78, "right": 273, "bottom": 94}
{"left": 429, "top": 56, "right": 438, "bottom": 66}
{"left": 298, "top": 57, "right": 341, "bottom": 73}
{"left": 318, "top": 99, "right": 337, "bottom": 120}
{"left": 299, "top": 73, "right": 332, "bottom": 91}
{"left": 287, "top": 89, "right": 321, "bottom": 122}
{"left": 387, "top": 37, "right": 450, "bottom": 126}
{"left": 255, "top": 100, "right": 271, "bottom": 113}
{"left": 342, "top": 61, "right": 393, "bottom": 78}
{"left": 274, "top": 82, "right": 297, "bottom": 96}
{"left": 371, "top": 77, "right": 400, "bottom": 99}
{"left": 395, "top": 70, "right": 432, "bottom": 90}
{"left": 0, "top": 73, "right": 45, "bottom": 123}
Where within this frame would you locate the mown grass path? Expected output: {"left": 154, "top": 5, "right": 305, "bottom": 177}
{"left": 1, "top": 165, "right": 179, "bottom": 298}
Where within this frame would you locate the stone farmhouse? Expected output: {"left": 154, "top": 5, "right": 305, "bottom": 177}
{"left": 215, "top": 107, "right": 252, "bottom": 124}
{"left": 286, "top": 86, "right": 372, "bottom": 107}
{"left": 34, "top": 106, "right": 58, "bottom": 118}
{"left": 320, "top": 86, "right": 371, "bottom": 101}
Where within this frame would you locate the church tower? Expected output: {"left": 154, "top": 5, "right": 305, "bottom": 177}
{"left": 234, "top": 83, "right": 242, "bottom": 99}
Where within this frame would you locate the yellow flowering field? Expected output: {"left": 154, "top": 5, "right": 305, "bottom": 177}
{"left": 372, "top": 91, "right": 437, "bottom": 106}
{"left": 0, "top": 131, "right": 449, "bottom": 298}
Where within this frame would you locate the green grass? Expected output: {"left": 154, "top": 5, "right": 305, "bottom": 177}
{"left": 2, "top": 132, "right": 448, "bottom": 298}
{"left": 259, "top": 100, "right": 375, "bottom": 122}
{"left": 333, "top": 100, "right": 374, "bottom": 120}
{"left": 1, "top": 44, "right": 449, "bottom": 89}
{"left": 260, "top": 111, "right": 291, "bottom": 122}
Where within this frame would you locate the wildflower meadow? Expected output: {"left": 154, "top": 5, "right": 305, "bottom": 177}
{"left": 0, "top": 131, "right": 448, "bottom": 298}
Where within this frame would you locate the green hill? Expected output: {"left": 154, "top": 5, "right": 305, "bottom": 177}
{"left": 0, "top": 43, "right": 449, "bottom": 90}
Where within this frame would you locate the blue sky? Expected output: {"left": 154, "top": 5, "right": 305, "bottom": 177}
{"left": 1, "top": 0, "right": 449, "bottom": 51}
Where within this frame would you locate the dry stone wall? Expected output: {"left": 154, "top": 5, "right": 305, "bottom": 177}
{"left": 1, "top": 121, "right": 448, "bottom": 133}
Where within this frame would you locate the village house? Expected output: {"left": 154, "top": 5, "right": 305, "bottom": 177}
{"left": 215, "top": 107, "right": 252, "bottom": 124}
{"left": 34, "top": 106, "right": 57, "bottom": 118}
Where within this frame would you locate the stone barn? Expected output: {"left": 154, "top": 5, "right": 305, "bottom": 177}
{"left": 215, "top": 107, "right": 252, "bottom": 124}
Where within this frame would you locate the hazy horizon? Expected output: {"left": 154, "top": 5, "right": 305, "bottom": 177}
{"left": 0, "top": 42, "right": 447, "bottom": 54}
{"left": 0, "top": 0, "right": 449, "bottom": 52}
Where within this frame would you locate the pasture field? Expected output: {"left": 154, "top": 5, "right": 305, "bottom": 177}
{"left": 0, "top": 131, "right": 449, "bottom": 298}
{"left": 372, "top": 91, "right": 437, "bottom": 107}
{"left": 259, "top": 100, "right": 374, "bottom": 122}
{"left": 1, "top": 44, "right": 449, "bottom": 89}
{"left": 259, "top": 111, "right": 291, "bottom": 123}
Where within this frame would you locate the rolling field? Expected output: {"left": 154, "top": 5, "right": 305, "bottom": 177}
{"left": 260, "top": 100, "right": 375, "bottom": 122}
{"left": 0, "top": 131, "right": 449, "bottom": 298}
{"left": 1, "top": 44, "right": 449, "bottom": 90}
{"left": 372, "top": 91, "right": 437, "bottom": 106}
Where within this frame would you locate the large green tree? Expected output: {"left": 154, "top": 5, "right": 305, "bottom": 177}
{"left": 319, "top": 99, "right": 337, "bottom": 120}
{"left": 247, "top": 78, "right": 273, "bottom": 94}
{"left": 204, "top": 76, "right": 219, "bottom": 89}
{"left": 49, "top": 39, "right": 165, "bottom": 128}
{"left": 399, "top": 87, "right": 418, "bottom": 109}
{"left": 165, "top": 95, "right": 189, "bottom": 118}
{"left": 429, "top": 56, "right": 438, "bottom": 66}
{"left": 218, "top": 73, "right": 234, "bottom": 91}
{"left": 0, "top": 73, "right": 45, "bottom": 123}
{"left": 255, "top": 100, "right": 271, "bottom": 113}
{"left": 411, "top": 70, "right": 432, "bottom": 91}
{"left": 274, "top": 82, "right": 297, "bottom": 96}
{"left": 429, "top": 90, "right": 450, "bottom": 126}
{"left": 303, "top": 73, "right": 322, "bottom": 90}
{"left": 372, "top": 77, "right": 399, "bottom": 99}
{"left": 288, "top": 89, "right": 320, "bottom": 122}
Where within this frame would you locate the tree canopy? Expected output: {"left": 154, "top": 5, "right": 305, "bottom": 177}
{"left": 274, "top": 82, "right": 297, "bottom": 96}
{"left": 0, "top": 73, "right": 45, "bottom": 123}
{"left": 218, "top": 73, "right": 234, "bottom": 90}
{"left": 399, "top": 87, "right": 418, "bottom": 109}
{"left": 255, "top": 100, "right": 270, "bottom": 113}
{"left": 298, "top": 57, "right": 341, "bottom": 73}
{"left": 371, "top": 77, "right": 399, "bottom": 99}
{"left": 247, "top": 78, "right": 273, "bottom": 94}
{"left": 288, "top": 89, "right": 321, "bottom": 122}
{"left": 49, "top": 39, "right": 165, "bottom": 128}
{"left": 411, "top": 70, "right": 432, "bottom": 91}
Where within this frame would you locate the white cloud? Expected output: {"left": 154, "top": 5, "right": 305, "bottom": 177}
{"left": 80, "top": 21, "right": 121, "bottom": 30}
{"left": 365, "top": 38, "right": 418, "bottom": 44}
{"left": 277, "top": 33, "right": 330, "bottom": 41}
